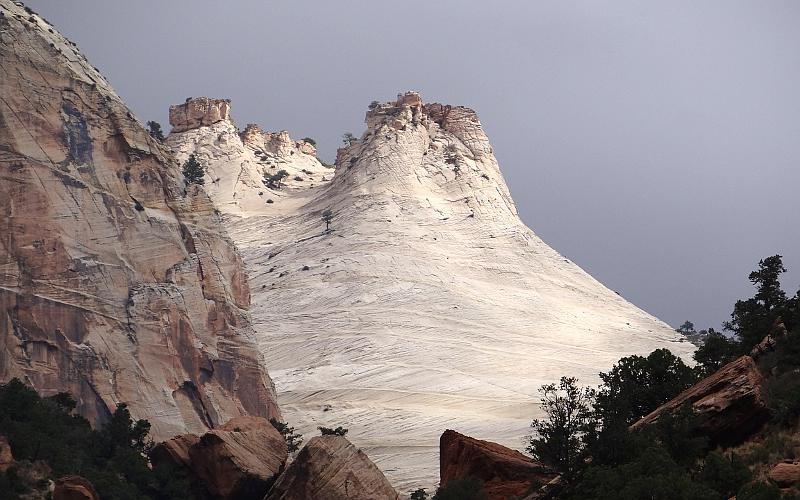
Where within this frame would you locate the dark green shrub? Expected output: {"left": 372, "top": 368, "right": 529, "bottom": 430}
{"left": 737, "top": 481, "right": 782, "bottom": 500}
{"left": 432, "top": 478, "right": 486, "bottom": 500}
{"left": 318, "top": 426, "right": 348, "bottom": 436}
{"left": 182, "top": 154, "right": 205, "bottom": 185}
{"left": 269, "top": 418, "right": 303, "bottom": 452}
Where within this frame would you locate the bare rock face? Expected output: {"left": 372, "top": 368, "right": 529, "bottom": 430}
{"left": 169, "top": 90, "right": 695, "bottom": 490}
{"left": 53, "top": 476, "right": 100, "bottom": 500}
{"left": 769, "top": 461, "right": 800, "bottom": 488}
{"left": 440, "top": 430, "right": 558, "bottom": 500}
{"left": 265, "top": 435, "right": 399, "bottom": 500}
{"left": 632, "top": 356, "right": 768, "bottom": 445}
{"left": 186, "top": 416, "right": 287, "bottom": 499}
{"left": 0, "top": 435, "right": 12, "bottom": 472}
{"left": 169, "top": 97, "right": 232, "bottom": 133}
{"left": 0, "top": 0, "right": 278, "bottom": 439}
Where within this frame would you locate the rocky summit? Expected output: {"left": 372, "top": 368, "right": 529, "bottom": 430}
{"left": 166, "top": 92, "right": 694, "bottom": 490}
{"left": 0, "top": 0, "right": 278, "bottom": 440}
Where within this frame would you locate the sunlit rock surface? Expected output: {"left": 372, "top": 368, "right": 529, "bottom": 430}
{"left": 168, "top": 92, "right": 694, "bottom": 491}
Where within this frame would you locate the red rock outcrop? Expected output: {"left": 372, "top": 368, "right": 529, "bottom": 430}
{"left": 631, "top": 356, "right": 769, "bottom": 445}
{"left": 169, "top": 97, "right": 232, "bottom": 133}
{"left": 150, "top": 433, "right": 199, "bottom": 471}
{"left": 0, "top": 435, "right": 12, "bottom": 472}
{"left": 151, "top": 416, "right": 287, "bottom": 500}
{"left": 53, "top": 476, "right": 100, "bottom": 500}
{"left": 440, "top": 430, "right": 558, "bottom": 500}
{"left": 0, "top": 0, "right": 278, "bottom": 439}
{"left": 265, "top": 435, "right": 399, "bottom": 500}
{"left": 769, "top": 461, "right": 800, "bottom": 488}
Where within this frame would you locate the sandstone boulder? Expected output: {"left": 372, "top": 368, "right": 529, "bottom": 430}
{"left": 769, "top": 461, "right": 800, "bottom": 488}
{"left": 0, "top": 435, "right": 12, "bottom": 472}
{"left": 188, "top": 416, "right": 287, "bottom": 500}
{"left": 53, "top": 476, "right": 100, "bottom": 500}
{"left": 170, "top": 97, "right": 232, "bottom": 133}
{"left": 150, "top": 433, "right": 200, "bottom": 471}
{"left": 265, "top": 435, "right": 399, "bottom": 500}
{"left": 440, "top": 430, "right": 558, "bottom": 500}
{"left": 632, "top": 356, "right": 769, "bottom": 445}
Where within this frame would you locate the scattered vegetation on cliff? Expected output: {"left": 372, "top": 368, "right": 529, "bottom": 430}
{"left": 318, "top": 426, "right": 348, "bottom": 436}
{"left": 269, "top": 418, "right": 303, "bottom": 453}
{"left": 342, "top": 132, "right": 357, "bottom": 146}
{"left": 146, "top": 120, "right": 165, "bottom": 141}
{"left": 264, "top": 169, "right": 289, "bottom": 189}
{"left": 0, "top": 379, "right": 190, "bottom": 500}
{"left": 321, "top": 208, "right": 334, "bottom": 231}
{"left": 527, "top": 255, "right": 800, "bottom": 499}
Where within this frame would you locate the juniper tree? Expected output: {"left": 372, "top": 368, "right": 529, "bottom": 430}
{"left": 146, "top": 120, "right": 165, "bottom": 141}
{"left": 321, "top": 209, "right": 333, "bottom": 231}
{"left": 182, "top": 154, "right": 205, "bottom": 185}
{"left": 342, "top": 132, "right": 357, "bottom": 146}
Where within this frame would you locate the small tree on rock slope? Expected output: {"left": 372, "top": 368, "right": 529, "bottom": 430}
{"left": 322, "top": 209, "right": 333, "bottom": 231}
{"left": 182, "top": 154, "right": 205, "bottom": 185}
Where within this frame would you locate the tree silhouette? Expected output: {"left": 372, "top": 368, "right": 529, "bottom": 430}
{"left": 146, "top": 121, "right": 165, "bottom": 141}
{"left": 321, "top": 209, "right": 333, "bottom": 231}
{"left": 182, "top": 154, "right": 205, "bottom": 185}
{"left": 264, "top": 169, "right": 289, "bottom": 189}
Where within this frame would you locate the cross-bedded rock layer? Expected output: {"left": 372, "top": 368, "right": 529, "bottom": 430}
{"left": 0, "top": 0, "right": 278, "bottom": 440}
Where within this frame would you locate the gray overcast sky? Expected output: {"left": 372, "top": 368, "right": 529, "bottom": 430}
{"left": 26, "top": 1, "right": 799, "bottom": 331}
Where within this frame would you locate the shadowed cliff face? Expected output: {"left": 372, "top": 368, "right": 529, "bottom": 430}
{"left": 0, "top": 0, "right": 279, "bottom": 438}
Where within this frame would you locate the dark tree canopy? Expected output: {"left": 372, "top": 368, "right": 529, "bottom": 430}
{"left": 264, "top": 169, "right": 289, "bottom": 189}
{"left": 321, "top": 209, "right": 333, "bottom": 230}
{"left": 318, "top": 426, "right": 348, "bottom": 436}
{"left": 146, "top": 121, "right": 165, "bottom": 141}
{"left": 595, "top": 348, "right": 697, "bottom": 426}
{"left": 0, "top": 379, "right": 190, "bottom": 499}
{"left": 269, "top": 418, "right": 303, "bottom": 453}
{"left": 182, "top": 154, "right": 205, "bottom": 185}
{"left": 693, "top": 328, "right": 738, "bottom": 375}
{"left": 527, "top": 376, "right": 595, "bottom": 476}
{"left": 725, "top": 255, "right": 797, "bottom": 352}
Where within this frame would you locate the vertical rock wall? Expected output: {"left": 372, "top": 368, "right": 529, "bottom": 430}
{"left": 0, "top": 0, "right": 278, "bottom": 439}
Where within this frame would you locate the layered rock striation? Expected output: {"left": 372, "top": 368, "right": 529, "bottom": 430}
{"left": 0, "top": 0, "right": 278, "bottom": 439}
{"left": 168, "top": 91, "right": 695, "bottom": 490}
{"left": 265, "top": 435, "right": 400, "bottom": 500}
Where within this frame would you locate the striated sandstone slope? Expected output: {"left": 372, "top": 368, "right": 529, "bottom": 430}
{"left": 0, "top": 0, "right": 278, "bottom": 439}
{"left": 168, "top": 92, "right": 695, "bottom": 491}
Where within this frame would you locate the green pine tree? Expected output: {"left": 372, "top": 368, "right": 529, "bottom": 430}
{"left": 182, "top": 154, "right": 205, "bottom": 185}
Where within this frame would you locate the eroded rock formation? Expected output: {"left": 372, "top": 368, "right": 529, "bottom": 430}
{"left": 168, "top": 91, "right": 695, "bottom": 490}
{"left": 151, "top": 416, "right": 287, "bottom": 500}
{"left": 632, "top": 355, "right": 769, "bottom": 445}
{"left": 440, "top": 430, "right": 558, "bottom": 500}
{"left": 165, "top": 101, "right": 330, "bottom": 215}
{"left": 188, "top": 416, "right": 288, "bottom": 499}
{"left": 0, "top": 0, "right": 278, "bottom": 439}
{"left": 169, "top": 98, "right": 231, "bottom": 134}
{"left": 265, "top": 435, "right": 399, "bottom": 500}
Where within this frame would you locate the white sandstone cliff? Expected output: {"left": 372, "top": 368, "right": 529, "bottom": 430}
{"left": 168, "top": 92, "right": 695, "bottom": 491}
